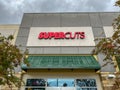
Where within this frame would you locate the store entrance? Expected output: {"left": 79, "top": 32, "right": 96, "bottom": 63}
{"left": 25, "top": 78, "right": 97, "bottom": 90}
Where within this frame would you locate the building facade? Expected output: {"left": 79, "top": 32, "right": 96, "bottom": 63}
{"left": 1, "top": 12, "right": 119, "bottom": 90}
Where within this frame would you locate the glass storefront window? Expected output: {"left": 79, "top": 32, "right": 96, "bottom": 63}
{"left": 76, "top": 79, "right": 96, "bottom": 87}
{"left": 47, "top": 79, "right": 57, "bottom": 87}
{"left": 76, "top": 79, "right": 97, "bottom": 90}
{"left": 25, "top": 78, "right": 97, "bottom": 90}
{"left": 76, "top": 88, "right": 97, "bottom": 90}
{"left": 26, "top": 79, "right": 46, "bottom": 86}
{"left": 25, "top": 88, "right": 45, "bottom": 90}
{"left": 47, "top": 79, "right": 74, "bottom": 87}
{"left": 58, "top": 79, "right": 74, "bottom": 87}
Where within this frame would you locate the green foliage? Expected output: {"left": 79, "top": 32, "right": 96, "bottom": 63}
{"left": 93, "top": 0, "right": 120, "bottom": 90}
{"left": 93, "top": 38, "right": 115, "bottom": 61}
{"left": 115, "top": 0, "right": 120, "bottom": 6}
{"left": 93, "top": 0, "right": 120, "bottom": 61}
{"left": 0, "top": 33, "right": 28, "bottom": 88}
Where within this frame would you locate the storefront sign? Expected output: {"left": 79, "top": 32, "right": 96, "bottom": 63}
{"left": 27, "top": 27, "right": 95, "bottom": 46}
{"left": 38, "top": 32, "right": 85, "bottom": 39}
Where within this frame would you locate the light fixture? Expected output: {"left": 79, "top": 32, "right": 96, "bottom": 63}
{"left": 108, "top": 74, "right": 116, "bottom": 79}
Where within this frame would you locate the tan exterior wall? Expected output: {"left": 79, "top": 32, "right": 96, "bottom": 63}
{"left": 0, "top": 24, "right": 19, "bottom": 45}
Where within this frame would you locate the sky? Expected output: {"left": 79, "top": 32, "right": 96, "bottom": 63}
{"left": 0, "top": 0, "right": 119, "bottom": 24}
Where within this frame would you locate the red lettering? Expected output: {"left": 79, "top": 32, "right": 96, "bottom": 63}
{"left": 38, "top": 32, "right": 45, "bottom": 39}
{"left": 70, "top": 32, "right": 76, "bottom": 39}
{"left": 54, "top": 32, "right": 60, "bottom": 39}
{"left": 65, "top": 32, "right": 71, "bottom": 39}
{"left": 44, "top": 32, "right": 49, "bottom": 39}
{"left": 79, "top": 32, "right": 85, "bottom": 39}
{"left": 49, "top": 32, "right": 55, "bottom": 39}
{"left": 38, "top": 32, "right": 85, "bottom": 39}
{"left": 59, "top": 32, "right": 65, "bottom": 39}
{"left": 76, "top": 32, "right": 80, "bottom": 39}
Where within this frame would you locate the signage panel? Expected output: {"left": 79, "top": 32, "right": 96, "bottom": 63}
{"left": 27, "top": 27, "right": 95, "bottom": 46}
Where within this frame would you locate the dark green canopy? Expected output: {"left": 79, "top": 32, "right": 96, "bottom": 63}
{"left": 22, "top": 56, "right": 101, "bottom": 70}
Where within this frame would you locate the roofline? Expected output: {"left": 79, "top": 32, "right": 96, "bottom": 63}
{"left": 0, "top": 24, "right": 19, "bottom": 26}
{"left": 24, "top": 12, "right": 120, "bottom": 14}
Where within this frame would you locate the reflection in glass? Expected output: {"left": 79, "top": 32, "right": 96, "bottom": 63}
{"left": 25, "top": 78, "right": 97, "bottom": 90}
{"left": 26, "top": 79, "right": 46, "bottom": 86}
{"left": 58, "top": 79, "right": 74, "bottom": 87}
{"left": 47, "top": 79, "right": 57, "bottom": 87}
{"left": 76, "top": 79, "right": 96, "bottom": 87}
{"left": 77, "top": 88, "right": 97, "bottom": 90}
{"left": 47, "top": 79, "right": 74, "bottom": 87}
{"left": 25, "top": 88, "right": 45, "bottom": 90}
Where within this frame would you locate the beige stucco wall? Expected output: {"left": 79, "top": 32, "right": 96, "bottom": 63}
{"left": 21, "top": 70, "right": 103, "bottom": 90}
{"left": 0, "top": 24, "right": 19, "bottom": 45}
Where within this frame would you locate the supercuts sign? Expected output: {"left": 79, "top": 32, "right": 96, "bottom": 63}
{"left": 27, "top": 27, "right": 95, "bottom": 46}
{"left": 38, "top": 32, "right": 85, "bottom": 39}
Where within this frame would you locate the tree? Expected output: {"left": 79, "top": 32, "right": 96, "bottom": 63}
{"left": 93, "top": 0, "right": 120, "bottom": 90}
{"left": 93, "top": 3, "right": 120, "bottom": 63}
{"left": 0, "top": 33, "right": 29, "bottom": 89}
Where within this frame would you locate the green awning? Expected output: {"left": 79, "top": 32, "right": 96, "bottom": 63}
{"left": 116, "top": 56, "right": 120, "bottom": 70}
{"left": 21, "top": 56, "right": 101, "bottom": 70}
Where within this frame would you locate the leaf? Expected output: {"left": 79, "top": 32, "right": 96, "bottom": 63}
{"left": 0, "top": 34, "right": 29, "bottom": 87}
